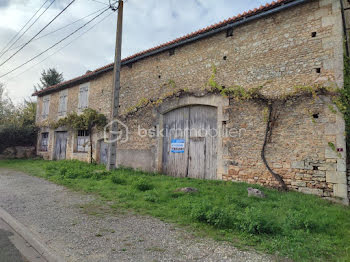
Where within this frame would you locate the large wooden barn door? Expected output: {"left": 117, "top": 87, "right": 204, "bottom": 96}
{"left": 162, "top": 107, "right": 190, "bottom": 177}
{"left": 162, "top": 105, "right": 217, "bottom": 179}
{"left": 54, "top": 131, "right": 67, "bottom": 160}
{"left": 188, "top": 106, "right": 217, "bottom": 179}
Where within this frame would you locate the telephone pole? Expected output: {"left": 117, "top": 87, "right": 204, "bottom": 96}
{"left": 107, "top": 0, "right": 123, "bottom": 170}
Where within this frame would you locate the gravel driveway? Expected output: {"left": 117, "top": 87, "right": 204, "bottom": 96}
{"left": 0, "top": 168, "right": 274, "bottom": 262}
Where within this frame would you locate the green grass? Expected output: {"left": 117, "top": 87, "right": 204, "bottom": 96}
{"left": 0, "top": 159, "right": 349, "bottom": 261}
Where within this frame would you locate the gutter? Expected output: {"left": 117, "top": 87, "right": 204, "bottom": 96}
{"left": 35, "top": 0, "right": 310, "bottom": 96}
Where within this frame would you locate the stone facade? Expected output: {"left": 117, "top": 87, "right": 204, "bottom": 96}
{"left": 35, "top": 0, "right": 349, "bottom": 204}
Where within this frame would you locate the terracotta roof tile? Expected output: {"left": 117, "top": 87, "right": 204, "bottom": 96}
{"left": 33, "top": 0, "right": 298, "bottom": 96}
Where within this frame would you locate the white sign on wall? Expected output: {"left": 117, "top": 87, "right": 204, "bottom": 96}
{"left": 171, "top": 139, "right": 185, "bottom": 153}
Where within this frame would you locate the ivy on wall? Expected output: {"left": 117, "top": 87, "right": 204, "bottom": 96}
{"left": 47, "top": 108, "right": 107, "bottom": 163}
{"left": 337, "top": 55, "right": 350, "bottom": 160}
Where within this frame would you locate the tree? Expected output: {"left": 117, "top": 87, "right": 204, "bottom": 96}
{"left": 0, "top": 83, "right": 15, "bottom": 125}
{"left": 53, "top": 108, "right": 107, "bottom": 163}
{"left": 0, "top": 83, "right": 38, "bottom": 152}
{"left": 34, "top": 68, "right": 64, "bottom": 91}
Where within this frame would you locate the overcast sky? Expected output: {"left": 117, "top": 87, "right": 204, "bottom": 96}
{"left": 0, "top": 0, "right": 271, "bottom": 103}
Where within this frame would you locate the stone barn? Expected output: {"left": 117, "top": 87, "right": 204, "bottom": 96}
{"left": 34, "top": 0, "right": 350, "bottom": 204}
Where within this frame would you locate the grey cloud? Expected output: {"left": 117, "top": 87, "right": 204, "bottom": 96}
{"left": 0, "top": 0, "right": 10, "bottom": 8}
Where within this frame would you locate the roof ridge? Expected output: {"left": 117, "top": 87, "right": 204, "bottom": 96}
{"left": 33, "top": 0, "right": 296, "bottom": 96}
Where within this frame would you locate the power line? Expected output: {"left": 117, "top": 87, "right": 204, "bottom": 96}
{"left": 89, "top": 0, "right": 109, "bottom": 6}
{"left": 0, "top": 7, "right": 111, "bottom": 79}
{"left": 7, "top": 7, "right": 106, "bottom": 53}
{"left": 4, "top": 11, "right": 115, "bottom": 83}
{"left": 0, "top": 0, "right": 55, "bottom": 59}
{"left": 0, "top": 0, "right": 51, "bottom": 56}
{"left": 0, "top": 0, "right": 76, "bottom": 68}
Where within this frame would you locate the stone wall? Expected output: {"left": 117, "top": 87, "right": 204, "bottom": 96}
{"left": 223, "top": 96, "right": 346, "bottom": 201}
{"left": 35, "top": 0, "right": 348, "bottom": 203}
{"left": 0, "top": 146, "right": 36, "bottom": 159}
{"left": 36, "top": 72, "right": 113, "bottom": 161}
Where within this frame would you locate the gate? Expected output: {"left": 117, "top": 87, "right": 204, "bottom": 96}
{"left": 54, "top": 131, "right": 67, "bottom": 160}
{"left": 162, "top": 105, "right": 217, "bottom": 179}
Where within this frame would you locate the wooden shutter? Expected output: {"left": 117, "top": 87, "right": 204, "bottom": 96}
{"left": 78, "top": 87, "right": 84, "bottom": 110}
{"left": 78, "top": 85, "right": 89, "bottom": 111}
{"left": 58, "top": 90, "right": 68, "bottom": 116}
{"left": 42, "top": 95, "right": 50, "bottom": 119}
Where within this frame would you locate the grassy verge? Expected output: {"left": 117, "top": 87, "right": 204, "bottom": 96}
{"left": 0, "top": 159, "right": 349, "bottom": 261}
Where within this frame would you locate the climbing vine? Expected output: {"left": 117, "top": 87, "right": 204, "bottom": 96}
{"left": 335, "top": 55, "right": 350, "bottom": 160}
{"left": 207, "top": 64, "right": 340, "bottom": 191}
{"left": 118, "top": 61, "right": 348, "bottom": 190}
{"left": 49, "top": 108, "right": 107, "bottom": 163}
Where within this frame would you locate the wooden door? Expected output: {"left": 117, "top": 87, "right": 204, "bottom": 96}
{"left": 99, "top": 140, "right": 108, "bottom": 165}
{"left": 187, "top": 106, "right": 217, "bottom": 179}
{"left": 54, "top": 132, "right": 67, "bottom": 160}
{"left": 162, "top": 105, "right": 217, "bottom": 179}
{"left": 162, "top": 107, "right": 190, "bottom": 177}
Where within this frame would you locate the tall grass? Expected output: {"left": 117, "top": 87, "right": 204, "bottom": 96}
{"left": 0, "top": 159, "right": 349, "bottom": 261}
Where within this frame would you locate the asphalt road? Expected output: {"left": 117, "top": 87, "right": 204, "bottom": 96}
{"left": 0, "top": 218, "right": 46, "bottom": 262}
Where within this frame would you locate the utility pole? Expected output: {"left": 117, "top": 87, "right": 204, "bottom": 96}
{"left": 107, "top": 0, "right": 123, "bottom": 170}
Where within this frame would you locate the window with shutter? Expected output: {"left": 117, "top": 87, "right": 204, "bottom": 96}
{"left": 78, "top": 84, "right": 89, "bottom": 111}
{"left": 40, "top": 133, "right": 49, "bottom": 151}
{"left": 77, "top": 130, "right": 89, "bottom": 152}
{"left": 58, "top": 90, "right": 68, "bottom": 116}
{"left": 42, "top": 95, "right": 50, "bottom": 119}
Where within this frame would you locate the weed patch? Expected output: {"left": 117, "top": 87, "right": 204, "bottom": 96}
{"left": 0, "top": 159, "right": 349, "bottom": 262}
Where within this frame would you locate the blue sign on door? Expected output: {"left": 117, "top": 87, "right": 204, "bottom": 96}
{"left": 171, "top": 139, "right": 185, "bottom": 153}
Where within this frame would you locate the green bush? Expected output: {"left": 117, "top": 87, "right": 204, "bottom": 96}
{"left": 111, "top": 174, "right": 126, "bottom": 185}
{"left": 144, "top": 190, "right": 161, "bottom": 203}
{"left": 0, "top": 124, "right": 37, "bottom": 152}
{"left": 44, "top": 160, "right": 104, "bottom": 180}
{"left": 189, "top": 201, "right": 234, "bottom": 229}
{"left": 91, "top": 170, "right": 110, "bottom": 180}
{"left": 133, "top": 178, "right": 154, "bottom": 191}
{"left": 237, "top": 207, "right": 280, "bottom": 235}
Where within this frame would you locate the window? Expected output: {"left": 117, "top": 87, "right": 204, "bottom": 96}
{"left": 77, "top": 130, "right": 89, "bottom": 152}
{"left": 226, "top": 28, "right": 233, "bottom": 37}
{"left": 40, "top": 133, "right": 49, "bottom": 151}
{"left": 169, "top": 48, "right": 175, "bottom": 56}
{"left": 42, "top": 95, "right": 50, "bottom": 119}
{"left": 78, "top": 84, "right": 89, "bottom": 111}
{"left": 58, "top": 90, "right": 68, "bottom": 116}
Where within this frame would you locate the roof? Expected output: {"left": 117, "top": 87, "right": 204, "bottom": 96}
{"left": 33, "top": 0, "right": 308, "bottom": 96}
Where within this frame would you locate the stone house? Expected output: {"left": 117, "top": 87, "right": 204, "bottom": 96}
{"left": 33, "top": 0, "right": 350, "bottom": 204}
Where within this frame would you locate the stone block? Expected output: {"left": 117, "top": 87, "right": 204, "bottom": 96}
{"left": 326, "top": 171, "right": 347, "bottom": 184}
{"left": 325, "top": 163, "right": 337, "bottom": 171}
{"left": 337, "top": 159, "right": 346, "bottom": 172}
{"left": 298, "top": 187, "right": 323, "bottom": 196}
{"left": 291, "top": 181, "right": 306, "bottom": 187}
{"left": 273, "top": 163, "right": 282, "bottom": 168}
{"left": 325, "top": 147, "right": 339, "bottom": 159}
{"left": 333, "top": 184, "right": 348, "bottom": 199}
{"left": 291, "top": 161, "right": 305, "bottom": 169}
